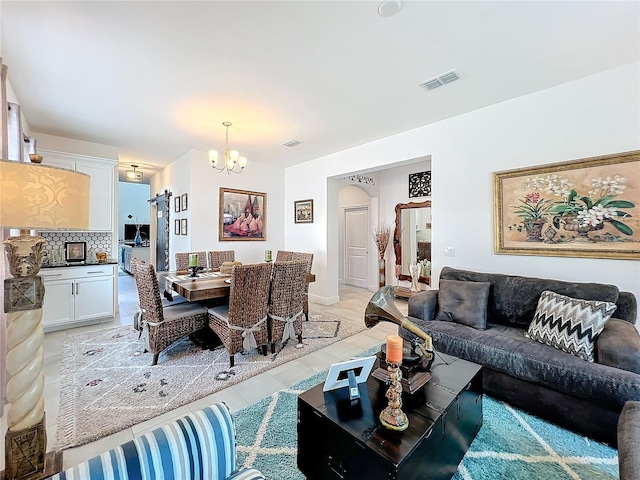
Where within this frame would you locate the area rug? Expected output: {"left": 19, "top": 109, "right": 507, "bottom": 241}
{"left": 234, "top": 367, "right": 618, "bottom": 480}
{"left": 55, "top": 311, "right": 365, "bottom": 450}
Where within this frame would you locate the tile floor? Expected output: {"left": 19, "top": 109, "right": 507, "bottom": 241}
{"left": 1, "top": 269, "right": 402, "bottom": 471}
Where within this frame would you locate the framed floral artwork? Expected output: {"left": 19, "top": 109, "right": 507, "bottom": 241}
{"left": 175, "top": 219, "right": 181, "bottom": 235}
{"left": 174, "top": 196, "right": 181, "bottom": 213}
{"left": 294, "top": 199, "right": 314, "bottom": 223}
{"left": 181, "top": 218, "right": 188, "bottom": 236}
{"left": 219, "top": 187, "right": 266, "bottom": 241}
{"left": 181, "top": 193, "right": 188, "bottom": 211}
{"left": 494, "top": 150, "right": 640, "bottom": 260}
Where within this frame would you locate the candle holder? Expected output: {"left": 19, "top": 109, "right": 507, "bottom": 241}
{"left": 188, "top": 265, "right": 202, "bottom": 277}
{"left": 379, "top": 360, "right": 409, "bottom": 431}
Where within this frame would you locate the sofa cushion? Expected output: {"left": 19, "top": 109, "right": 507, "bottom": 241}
{"left": 526, "top": 290, "right": 617, "bottom": 362}
{"left": 401, "top": 317, "right": 640, "bottom": 410}
{"left": 439, "top": 267, "right": 619, "bottom": 327}
{"left": 435, "top": 279, "right": 491, "bottom": 330}
{"left": 596, "top": 318, "right": 640, "bottom": 374}
{"left": 618, "top": 401, "right": 640, "bottom": 480}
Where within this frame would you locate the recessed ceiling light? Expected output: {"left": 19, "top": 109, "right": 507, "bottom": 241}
{"left": 378, "top": 0, "right": 401, "bottom": 17}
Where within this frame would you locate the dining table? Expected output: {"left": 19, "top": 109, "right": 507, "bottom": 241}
{"left": 159, "top": 268, "right": 316, "bottom": 303}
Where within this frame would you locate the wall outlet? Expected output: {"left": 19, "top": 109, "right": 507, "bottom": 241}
{"left": 444, "top": 246, "right": 455, "bottom": 257}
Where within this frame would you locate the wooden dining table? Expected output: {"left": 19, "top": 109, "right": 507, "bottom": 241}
{"left": 159, "top": 270, "right": 231, "bottom": 302}
{"left": 159, "top": 268, "right": 316, "bottom": 303}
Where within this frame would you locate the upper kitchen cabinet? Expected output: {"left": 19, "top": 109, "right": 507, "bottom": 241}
{"left": 39, "top": 150, "right": 116, "bottom": 231}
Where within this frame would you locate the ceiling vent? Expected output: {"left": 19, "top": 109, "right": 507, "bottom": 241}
{"left": 283, "top": 139, "right": 303, "bottom": 147}
{"left": 419, "top": 69, "right": 462, "bottom": 92}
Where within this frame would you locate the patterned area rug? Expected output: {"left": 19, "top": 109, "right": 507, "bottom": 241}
{"left": 55, "top": 311, "right": 364, "bottom": 450}
{"left": 234, "top": 354, "right": 618, "bottom": 480}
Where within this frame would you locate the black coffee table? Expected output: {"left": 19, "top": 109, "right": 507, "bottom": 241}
{"left": 297, "top": 353, "right": 482, "bottom": 480}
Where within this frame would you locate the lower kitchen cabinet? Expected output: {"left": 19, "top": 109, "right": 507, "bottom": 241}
{"left": 41, "top": 264, "right": 116, "bottom": 331}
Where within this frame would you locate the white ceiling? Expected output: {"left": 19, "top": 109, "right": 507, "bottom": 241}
{"left": 2, "top": 1, "right": 638, "bottom": 183}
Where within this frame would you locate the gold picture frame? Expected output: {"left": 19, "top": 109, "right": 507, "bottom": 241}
{"left": 294, "top": 199, "right": 314, "bottom": 223}
{"left": 494, "top": 150, "right": 640, "bottom": 260}
{"left": 219, "top": 187, "right": 266, "bottom": 241}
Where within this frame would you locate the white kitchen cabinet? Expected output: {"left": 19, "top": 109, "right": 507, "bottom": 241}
{"left": 38, "top": 149, "right": 116, "bottom": 231}
{"left": 41, "top": 264, "right": 116, "bottom": 331}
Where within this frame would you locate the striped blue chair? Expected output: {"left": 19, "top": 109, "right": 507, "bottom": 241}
{"left": 47, "top": 403, "right": 264, "bottom": 480}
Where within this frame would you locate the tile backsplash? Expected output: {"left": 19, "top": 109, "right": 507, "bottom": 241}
{"left": 40, "top": 231, "right": 113, "bottom": 261}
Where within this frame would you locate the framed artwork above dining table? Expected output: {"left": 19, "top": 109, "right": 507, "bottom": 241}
{"left": 219, "top": 187, "right": 266, "bottom": 241}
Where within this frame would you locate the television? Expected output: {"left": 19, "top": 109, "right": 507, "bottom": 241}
{"left": 124, "top": 223, "right": 150, "bottom": 241}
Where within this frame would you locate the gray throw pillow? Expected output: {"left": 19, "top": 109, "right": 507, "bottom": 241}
{"left": 526, "top": 290, "right": 617, "bottom": 362}
{"left": 435, "top": 279, "right": 491, "bottom": 330}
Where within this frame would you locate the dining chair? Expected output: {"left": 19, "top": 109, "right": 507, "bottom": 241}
{"left": 207, "top": 250, "right": 235, "bottom": 269}
{"left": 275, "top": 250, "right": 294, "bottom": 262}
{"left": 175, "top": 251, "right": 207, "bottom": 270}
{"left": 268, "top": 260, "right": 307, "bottom": 353}
{"left": 133, "top": 262, "right": 208, "bottom": 365}
{"left": 208, "top": 263, "right": 273, "bottom": 367}
{"left": 284, "top": 251, "right": 314, "bottom": 321}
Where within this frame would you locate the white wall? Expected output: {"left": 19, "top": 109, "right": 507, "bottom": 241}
{"left": 284, "top": 63, "right": 640, "bottom": 315}
{"left": 36, "top": 132, "right": 119, "bottom": 160}
{"left": 151, "top": 150, "right": 285, "bottom": 270}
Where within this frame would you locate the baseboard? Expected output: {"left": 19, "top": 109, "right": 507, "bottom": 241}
{"left": 309, "top": 293, "right": 339, "bottom": 305}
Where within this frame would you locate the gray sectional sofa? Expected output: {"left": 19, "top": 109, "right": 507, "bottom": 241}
{"left": 402, "top": 266, "right": 640, "bottom": 446}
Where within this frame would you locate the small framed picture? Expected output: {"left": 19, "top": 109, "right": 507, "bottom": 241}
{"left": 174, "top": 219, "right": 181, "bottom": 235}
{"left": 294, "top": 199, "right": 314, "bottom": 224}
{"left": 181, "top": 193, "right": 188, "bottom": 211}
{"left": 181, "top": 218, "right": 188, "bottom": 235}
{"left": 65, "top": 241, "right": 86, "bottom": 262}
{"left": 174, "top": 196, "right": 181, "bottom": 213}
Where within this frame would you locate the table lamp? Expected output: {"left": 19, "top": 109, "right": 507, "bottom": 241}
{"left": 1, "top": 159, "right": 89, "bottom": 479}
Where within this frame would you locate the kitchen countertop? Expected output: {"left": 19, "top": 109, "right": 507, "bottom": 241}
{"left": 42, "top": 260, "right": 118, "bottom": 269}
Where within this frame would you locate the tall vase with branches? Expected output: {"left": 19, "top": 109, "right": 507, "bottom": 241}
{"left": 372, "top": 223, "right": 392, "bottom": 288}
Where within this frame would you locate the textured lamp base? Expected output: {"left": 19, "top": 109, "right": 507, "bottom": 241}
{"left": 2, "top": 415, "right": 62, "bottom": 480}
{"left": 0, "top": 453, "right": 62, "bottom": 480}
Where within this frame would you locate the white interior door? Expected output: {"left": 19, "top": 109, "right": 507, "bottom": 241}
{"left": 345, "top": 207, "right": 369, "bottom": 288}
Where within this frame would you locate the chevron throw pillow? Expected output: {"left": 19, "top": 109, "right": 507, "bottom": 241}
{"left": 526, "top": 290, "right": 617, "bottom": 362}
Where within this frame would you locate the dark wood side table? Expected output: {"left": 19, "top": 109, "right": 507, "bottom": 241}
{"left": 394, "top": 286, "right": 422, "bottom": 300}
{"left": 297, "top": 354, "right": 482, "bottom": 480}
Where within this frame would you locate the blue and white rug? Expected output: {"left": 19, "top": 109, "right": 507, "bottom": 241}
{"left": 233, "top": 372, "right": 618, "bottom": 480}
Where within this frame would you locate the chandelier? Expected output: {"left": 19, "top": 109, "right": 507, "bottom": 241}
{"left": 126, "top": 164, "right": 143, "bottom": 182}
{"left": 209, "top": 121, "right": 247, "bottom": 174}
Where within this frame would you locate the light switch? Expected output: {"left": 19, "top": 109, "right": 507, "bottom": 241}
{"left": 444, "top": 246, "right": 455, "bottom": 257}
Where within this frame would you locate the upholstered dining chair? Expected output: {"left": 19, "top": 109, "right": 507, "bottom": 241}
{"left": 208, "top": 250, "right": 235, "bottom": 269}
{"left": 175, "top": 251, "right": 207, "bottom": 270}
{"left": 208, "top": 263, "right": 273, "bottom": 367}
{"left": 133, "top": 262, "right": 208, "bottom": 365}
{"left": 268, "top": 260, "right": 307, "bottom": 353}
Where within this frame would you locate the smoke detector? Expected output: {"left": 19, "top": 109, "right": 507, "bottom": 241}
{"left": 419, "top": 69, "right": 463, "bottom": 92}
{"left": 283, "top": 139, "right": 303, "bottom": 147}
{"left": 378, "top": 0, "right": 401, "bottom": 17}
